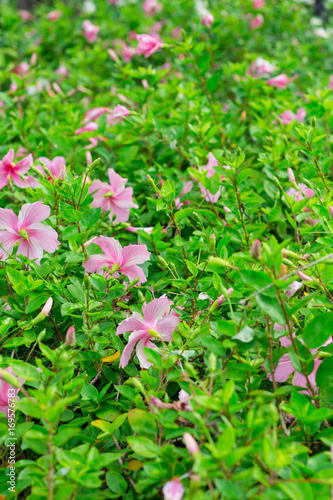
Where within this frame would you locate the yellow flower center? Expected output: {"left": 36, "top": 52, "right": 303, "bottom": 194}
{"left": 104, "top": 191, "right": 114, "bottom": 198}
{"left": 18, "top": 229, "right": 29, "bottom": 239}
{"left": 148, "top": 329, "right": 160, "bottom": 339}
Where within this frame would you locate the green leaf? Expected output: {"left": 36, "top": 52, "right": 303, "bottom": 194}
{"left": 316, "top": 356, "right": 333, "bottom": 390}
{"left": 302, "top": 312, "right": 333, "bottom": 348}
{"left": 106, "top": 471, "right": 127, "bottom": 494}
{"left": 256, "top": 294, "right": 286, "bottom": 324}
{"left": 128, "top": 409, "right": 157, "bottom": 436}
{"left": 126, "top": 436, "right": 160, "bottom": 458}
{"left": 232, "top": 326, "right": 254, "bottom": 343}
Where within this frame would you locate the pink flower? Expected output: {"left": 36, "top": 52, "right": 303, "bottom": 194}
{"left": 0, "top": 149, "right": 32, "bottom": 189}
{"left": 286, "top": 183, "right": 315, "bottom": 203}
{"left": 82, "top": 20, "right": 100, "bottom": 43}
{"left": 0, "top": 368, "right": 25, "bottom": 417}
{"left": 116, "top": 296, "right": 179, "bottom": 368}
{"left": 32, "top": 156, "right": 66, "bottom": 186}
{"left": 83, "top": 107, "right": 109, "bottom": 124}
{"left": 19, "top": 10, "right": 33, "bottom": 21}
{"left": 13, "top": 62, "right": 29, "bottom": 78}
{"left": 136, "top": 34, "right": 163, "bottom": 58}
{"left": 89, "top": 168, "right": 138, "bottom": 223}
{"left": 47, "top": 11, "right": 62, "bottom": 21}
{"left": 55, "top": 66, "right": 69, "bottom": 78}
{"left": 121, "top": 45, "right": 137, "bottom": 63}
{"left": 201, "top": 12, "right": 214, "bottom": 28}
{"left": 143, "top": 0, "right": 162, "bottom": 16}
{"left": 83, "top": 236, "right": 150, "bottom": 284}
{"left": 268, "top": 335, "right": 332, "bottom": 395}
{"left": 267, "top": 74, "right": 289, "bottom": 89}
{"left": 199, "top": 153, "right": 230, "bottom": 203}
{"left": 250, "top": 14, "right": 264, "bottom": 30}
{"left": 253, "top": 0, "right": 265, "bottom": 8}
{"left": 162, "top": 479, "right": 184, "bottom": 500}
{"left": 75, "top": 122, "right": 99, "bottom": 135}
{"left": 0, "top": 202, "right": 60, "bottom": 262}
{"left": 175, "top": 181, "right": 193, "bottom": 209}
{"left": 286, "top": 281, "right": 302, "bottom": 298}
{"left": 150, "top": 389, "right": 192, "bottom": 412}
{"left": 280, "top": 108, "right": 306, "bottom": 125}
{"left": 107, "top": 104, "right": 130, "bottom": 125}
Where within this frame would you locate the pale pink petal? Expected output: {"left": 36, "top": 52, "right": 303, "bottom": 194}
{"left": 94, "top": 236, "right": 122, "bottom": 261}
{"left": 108, "top": 168, "right": 127, "bottom": 192}
{"left": 0, "top": 208, "right": 18, "bottom": 231}
{"left": 17, "top": 238, "right": 43, "bottom": 261}
{"left": 136, "top": 337, "right": 156, "bottom": 369}
{"left": 121, "top": 264, "right": 147, "bottom": 284}
{"left": 27, "top": 224, "right": 60, "bottom": 253}
{"left": 18, "top": 202, "right": 50, "bottom": 229}
{"left": 83, "top": 254, "right": 112, "bottom": 274}
{"left": 15, "top": 154, "right": 33, "bottom": 173}
{"left": 113, "top": 187, "right": 138, "bottom": 207}
{"left": 116, "top": 312, "right": 148, "bottom": 335}
{"left": 143, "top": 297, "right": 172, "bottom": 326}
{"left": 155, "top": 315, "right": 180, "bottom": 341}
{"left": 121, "top": 244, "right": 150, "bottom": 267}
{"left": 119, "top": 331, "right": 148, "bottom": 368}
{"left": 10, "top": 172, "right": 29, "bottom": 188}
{"left": 2, "top": 149, "right": 15, "bottom": 167}
{"left": 286, "top": 281, "right": 302, "bottom": 298}
{"left": 0, "top": 231, "right": 21, "bottom": 257}
{"left": 109, "top": 203, "right": 130, "bottom": 223}
{"left": 268, "top": 354, "right": 294, "bottom": 383}
{"left": 280, "top": 335, "right": 292, "bottom": 348}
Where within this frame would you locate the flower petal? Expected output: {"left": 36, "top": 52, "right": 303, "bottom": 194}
{"left": 94, "top": 236, "right": 122, "bottom": 261}
{"left": 18, "top": 202, "right": 51, "bottom": 229}
{"left": 142, "top": 297, "right": 172, "bottom": 326}
{"left": 0, "top": 208, "right": 18, "bottom": 231}
{"left": 116, "top": 312, "right": 147, "bottom": 335}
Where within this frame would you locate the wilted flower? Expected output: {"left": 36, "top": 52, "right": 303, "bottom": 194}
{"left": 19, "top": 10, "right": 33, "bottom": 21}
{"left": 247, "top": 57, "right": 275, "bottom": 78}
{"left": 0, "top": 202, "right": 60, "bottom": 262}
{"left": 267, "top": 74, "right": 289, "bottom": 89}
{"left": 116, "top": 296, "right": 179, "bottom": 368}
{"left": 183, "top": 432, "right": 200, "bottom": 455}
{"left": 47, "top": 11, "right": 62, "bottom": 21}
{"left": 75, "top": 122, "right": 99, "bottom": 135}
{"left": 13, "top": 62, "right": 29, "bottom": 78}
{"left": 83, "top": 236, "right": 150, "bottom": 284}
{"left": 107, "top": 104, "right": 130, "bottom": 125}
{"left": 175, "top": 181, "right": 193, "bottom": 209}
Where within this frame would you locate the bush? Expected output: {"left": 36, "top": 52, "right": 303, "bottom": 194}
{"left": 1, "top": 1, "right": 333, "bottom": 499}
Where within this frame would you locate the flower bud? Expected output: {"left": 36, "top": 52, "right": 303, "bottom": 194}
{"left": 208, "top": 352, "right": 217, "bottom": 372}
{"left": 311, "top": 117, "right": 316, "bottom": 128}
{"left": 251, "top": 239, "right": 261, "bottom": 259}
{"left": 158, "top": 256, "right": 168, "bottom": 268}
{"left": 223, "top": 206, "right": 231, "bottom": 214}
{"left": 42, "top": 298, "right": 53, "bottom": 315}
{"left": 209, "top": 234, "right": 216, "bottom": 253}
{"left": 146, "top": 174, "right": 161, "bottom": 195}
{"left": 297, "top": 270, "right": 314, "bottom": 282}
{"left": 31, "top": 298, "right": 53, "bottom": 325}
{"left": 65, "top": 326, "right": 75, "bottom": 346}
{"left": 183, "top": 432, "right": 200, "bottom": 455}
{"left": 287, "top": 168, "right": 296, "bottom": 184}
{"left": 84, "top": 273, "right": 90, "bottom": 289}
{"left": 329, "top": 206, "right": 333, "bottom": 219}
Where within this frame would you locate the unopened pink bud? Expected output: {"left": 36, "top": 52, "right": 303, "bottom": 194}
{"left": 217, "top": 287, "right": 234, "bottom": 306}
{"left": 251, "top": 239, "right": 261, "bottom": 259}
{"left": 183, "top": 432, "right": 200, "bottom": 455}
{"left": 329, "top": 206, "right": 333, "bottom": 219}
{"left": 86, "top": 151, "right": 93, "bottom": 166}
{"left": 30, "top": 52, "right": 37, "bottom": 66}
{"left": 287, "top": 168, "right": 296, "bottom": 184}
{"left": 65, "top": 326, "right": 76, "bottom": 346}
{"left": 42, "top": 298, "right": 53, "bottom": 315}
{"left": 297, "top": 271, "right": 314, "bottom": 282}
{"left": 223, "top": 206, "right": 231, "bottom": 214}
